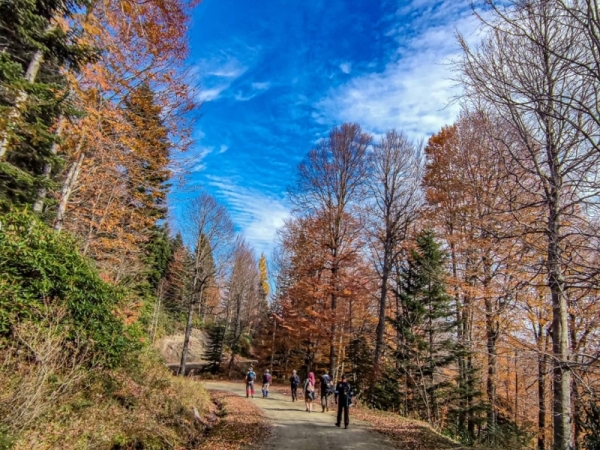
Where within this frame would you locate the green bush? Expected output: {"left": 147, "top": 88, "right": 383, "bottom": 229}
{"left": 0, "top": 209, "right": 137, "bottom": 367}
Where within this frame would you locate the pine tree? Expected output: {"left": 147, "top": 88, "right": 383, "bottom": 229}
{"left": 0, "top": 0, "right": 95, "bottom": 209}
{"left": 392, "top": 229, "right": 457, "bottom": 426}
{"left": 123, "top": 83, "right": 171, "bottom": 223}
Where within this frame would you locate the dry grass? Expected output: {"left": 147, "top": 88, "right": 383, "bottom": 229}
{"left": 198, "top": 390, "right": 271, "bottom": 450}
{"left": 0, "top": 333, "right": 212, "bottom": 450}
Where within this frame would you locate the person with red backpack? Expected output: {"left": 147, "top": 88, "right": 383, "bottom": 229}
{"left": 262, "top": 369, "right": 272, "bottom": 398}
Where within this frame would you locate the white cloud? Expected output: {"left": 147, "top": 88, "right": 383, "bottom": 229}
{"left": 233, "top": 81, "right": 272, "bottom": 101}
{"left": 190, "top": 45, "right": 261, "bottom": 103}
{"left": 251, "top": 82, "right": 271, "bottom": 90}
{"left": 206, "top": 175, "right": 290, "bottom": 257}
{"left": 186, "top": 146, "right": 213, "bottom": 173}
{"left": 315, "top": 1, "right": 481, "bottom": 141}
{"left": 218, "top": 144, "right": 229, "bottom": 154}
{"left": 339, "top": 62, "right": 352, "bottom": 74}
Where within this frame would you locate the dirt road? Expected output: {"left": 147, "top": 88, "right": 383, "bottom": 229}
{"left": 202, "top": 381, "right": 397, "bottom": 450}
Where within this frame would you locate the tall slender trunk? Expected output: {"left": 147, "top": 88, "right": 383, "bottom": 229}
{"left": 548, "top": 179, "right": 571, "bottom": 450}
{"left": 228, "top": 294, "right": 242, "bottom": 376}
{"left": 179, "top": 293, "right": 196, "bottom": 376}
{"left": 538, "top": 328, "right": 549, "bottom": 450}
{"left": 329, "top": 263, "right": 338, "bottom": 379}
{"left": 54, "top": 147, "right": 85, "bottom": 232}
{"left": 270, "top": 317, "right": 277, "bottom": 372}
{"left": 0, "top": 33, "right": 50, "bottom": 159}
{"left": 570, "top": 312, "right": 581, "bottom": 450}
{"left": 33, "top": 117, "right": 65, "bottom": 212}
{"left": 374, "top": 246, "right": 391, "bottom": 374}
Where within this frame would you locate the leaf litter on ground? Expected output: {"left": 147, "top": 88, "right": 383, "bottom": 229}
{"left": 198, "top": 389, "right": 271, "bottom": 450}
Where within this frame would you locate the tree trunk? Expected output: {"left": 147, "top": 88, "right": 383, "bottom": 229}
{"left": 33, "top": 117, "right": 65, "bottom": 213}
{"left": 374, "top": 248, "right": 391, "bottom": 374}
{"left": 548, "top": 207, "right": 571, "bottom": 450}
{"left": 270, "top": 317, "right": 276, "bottom": 372}
{"left": 329, "top": 264, "right": 339, "bottom": 379}
{"left": 0, "top": 46, "right": 46, "bottom": 159}
{"left": 54, "top": 149, "right": 85, "bottom": 232}
{"left": 538, "top": 329, "right": 549, "bottom": 450}
{"left": 179, "top": 294, "right": 195, "bottom": 376}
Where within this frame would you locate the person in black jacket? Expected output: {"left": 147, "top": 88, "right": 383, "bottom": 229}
{"left": 319, "top": 372, "right": 333, "bottom": 412}
{"left": 289, "top": 370, "right": 300, "bottom": 401}
{"left": 335, "top": 374, "right": 352, "bottom": 429}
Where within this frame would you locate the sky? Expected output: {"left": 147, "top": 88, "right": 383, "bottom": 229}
{"left": 170, "top": 0, "right": 482, "bottom": 258}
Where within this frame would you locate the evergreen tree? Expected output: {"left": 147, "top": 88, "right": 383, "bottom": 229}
{"left": 0, "top": 0, "right": 95, "bottom": 209}
{"left": 392, "top": 229, "right": 457, "bottom": 426}
{"left": 123, "top": 83, "right": 171, "bottom": 223}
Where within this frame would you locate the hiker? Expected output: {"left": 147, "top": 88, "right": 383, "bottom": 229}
{"left": 262, "top": 369, "right": 272, "bottom": 398}
{"left": 319, "top": 371, "right": 334, "bottom": 412}
{"left": 289, "top": 370, "right": 300, "bottom": 402}
{"left": 303, "top": 372, "right": 316, "bottom": 412}
{"left": 334, "top": 374, "right": 352, "bottom": 429}
{"left": 245, "top": 367, "right": 256, "bottom": 398}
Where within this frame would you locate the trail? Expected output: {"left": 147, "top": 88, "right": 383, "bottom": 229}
{"left": 202, "top": 381, "right": 397, "bottom": 450}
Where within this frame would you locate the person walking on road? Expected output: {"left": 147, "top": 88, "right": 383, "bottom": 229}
{"left": 290, "top": 370, "right": 300, "bottom": 401}
{"left": 245, "top": 367, "right": 256, "bottom": 398}
{"left": 303, "top": 372, "right": 316, "bottom": 412}
{"left": 335, "top": 374, "right": 352, "bottom": 429}
{"left": 262, "top": 369, "right": 272, "bottom": 398}
{"left": 319, "top": 371, "right": 333, "bottom": 412}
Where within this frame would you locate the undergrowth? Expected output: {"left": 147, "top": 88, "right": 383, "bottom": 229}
{"left": 0, "top": 210, "right": 211, "bottom": 448}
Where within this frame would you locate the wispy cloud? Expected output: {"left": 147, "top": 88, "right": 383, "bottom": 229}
{"left": 191, "top": 44, "right": 262, "bottom": 103}
{"left": 315, "top": 1, "right": 480, "bottom": 140}
{"left": 233, "top": 81, "right": 272, "bottom": 101}
{"left": 206, "top": 175, "right": 290, "bottom": 257}
{"left": 339, "top": 62, "right": 352, "bottom": 74}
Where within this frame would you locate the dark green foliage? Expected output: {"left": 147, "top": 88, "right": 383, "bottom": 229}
{"left": 142, "top": 225, "right": 173, "bottom": 290}
{"left": 123, "top": 83, "right": 171, "bottom": 222}
{"left": 582, "top": 399, "right": 600, "bottom": 450}
{"left": 345, "top": 335, "right": 373, "bottom": 397}
{"left": 0, "top": 0, "right": 97, "bottom": 210}
{"left": 391, "top": 229, "right": 457, "bottom": 424}
{"left": 369, "top": 365, "right": 403, "bottom": 412}
{"left": 205, "top": 321, "right": 226, "bottom": 372}
{"left": 0, "top": 209, "right": 137, "bottom": 367}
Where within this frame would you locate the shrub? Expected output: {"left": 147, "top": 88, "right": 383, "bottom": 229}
{"left": 0, "top": 209, "right": 137, "bottom": 367}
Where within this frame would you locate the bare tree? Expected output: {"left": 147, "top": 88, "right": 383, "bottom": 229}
{"left": 224, "top": 239, "right": 260, "bottom": 376}
{"left": 179, "top": 191, "right": 235, "bottom": 375}
{"left": 459, "top": 2, "right": 600, "bottom": 448}
{"left": 366, "top": 130, "right": 423, "bottom": 375}
{"left": 289, "top": 123, "right": 371, "bottom": 379}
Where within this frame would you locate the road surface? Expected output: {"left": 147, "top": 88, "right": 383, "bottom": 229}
{"left": 202, "top": 381, "right": 397, "bottom": 450}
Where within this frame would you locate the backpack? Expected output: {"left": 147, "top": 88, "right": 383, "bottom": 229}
{"left": 263, "top": 373, "right": 271, "bottom": 383}
{"left": 304, "top": 379, "right": 314, "bottom": 392}
{"left": 247, "top": 371, "right": 256, "bottom": 382}
{"left": 290, "top": 374, "right": 299, "bottom": 387}
{"left": 320, "top": 374, "right": 330, "bottom": 387}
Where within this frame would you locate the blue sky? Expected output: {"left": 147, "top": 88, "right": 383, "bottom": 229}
{"left": 170, "top": 0, "right": 480, "bottom": 257}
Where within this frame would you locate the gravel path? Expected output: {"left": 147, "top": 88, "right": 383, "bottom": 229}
{"left": 202, "top": 381, "right": 397, "bottom": 450}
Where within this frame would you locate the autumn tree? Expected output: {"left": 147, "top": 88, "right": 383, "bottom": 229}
{"left": 289, "top": 122, "right": 371, "bottom": 379}
{"left": 366, "top": 129, "right": 423, "bottom": 376}
{"left": 459, "top": 2, "right": 600, "bottom": 447}
{"left": 179, "top": 192, "right": 235, "bottom": 375}
{"left": 224, "top": 240, "right": 261, "bottom": 376}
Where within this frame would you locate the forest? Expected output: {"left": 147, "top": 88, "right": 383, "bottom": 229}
{"left": 0, "top": 0, "right": 599, "bottom": 450}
